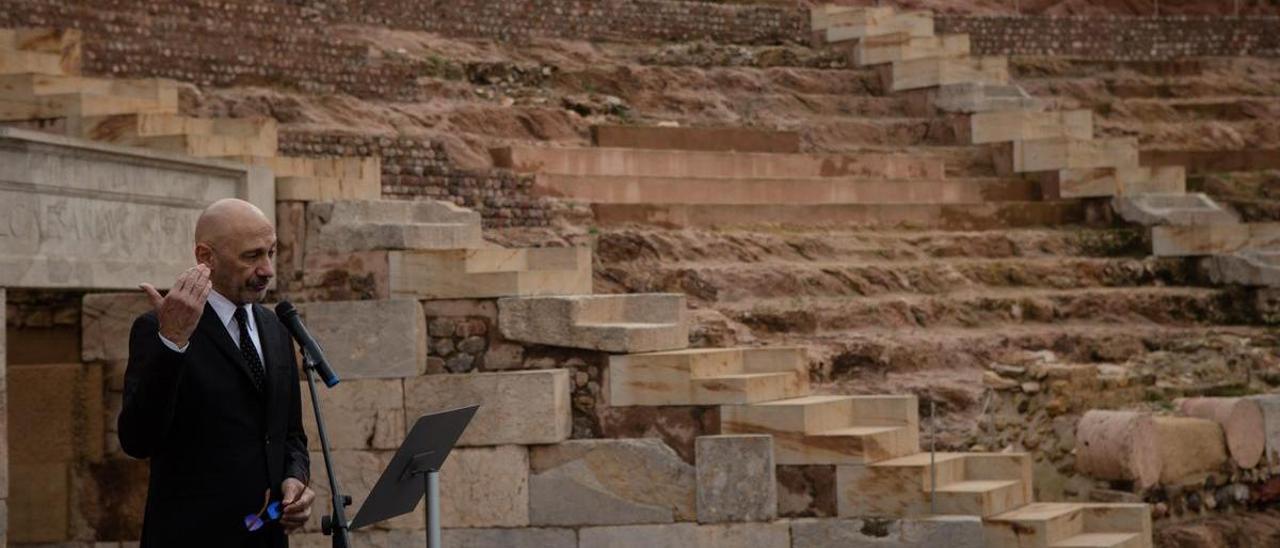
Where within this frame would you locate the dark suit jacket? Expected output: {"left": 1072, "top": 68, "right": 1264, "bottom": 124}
{"left": 120, "top": 303, "right": 309, "bottom": 548}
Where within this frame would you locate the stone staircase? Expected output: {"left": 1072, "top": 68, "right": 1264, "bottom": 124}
{"left": 498, "top": 293, "right": 689, "bottom": 353}
{"left": 0, "top": 26, "right": 378, "bottom": 203}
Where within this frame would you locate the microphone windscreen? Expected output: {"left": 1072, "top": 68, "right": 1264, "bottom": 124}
{"left": 275, "top": 300, "right": 297, "bottom": 320}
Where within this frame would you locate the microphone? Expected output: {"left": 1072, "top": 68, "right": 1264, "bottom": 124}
{"left": 275, "top": 301, "right": 340, "bottom": 388}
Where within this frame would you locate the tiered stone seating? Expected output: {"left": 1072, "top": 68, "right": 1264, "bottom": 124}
{"left": 609, "top": 347, "right": 810, "bottom": 406}
{"left": 722, "top": 394, "right": 920, "bottom": 465}
{"left": 986, "top": 503, "right": 1153, "bottom": 548}
{"left": 837, "top": 452, "right": 1032, "bottom": 517}
{"left": 304, "top": 199, "right": 593, "bottom": 299}
{"left": 497, "top": 293, "right": 688, "bottom": 353}
{"left": 0, "top": 26, "right": 378, "bottom": 202}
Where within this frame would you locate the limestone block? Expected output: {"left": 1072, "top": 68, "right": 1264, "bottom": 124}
{"left": 81, "top": 292, "right": 152, "bottom": 362}
{"left": 296, "top": 299, "right": 427, "bottom": 379}
{"left": 403, "top": 369, "right": 571, "bottom": 447}
{"left": 1041, "top": 166, "right": 1185, "bottom": 199}
{"left": 698, "top": 522, "right": 791, "bottom": 547}
{"left": 915, "top": 83, "right": 1043, "bottom": 115}
{"left": 1176, "top": 397, "right": 1265, "bottom": 469}
{"left": 891, "top": 56, "right": 1008, "bottom": 92}
{"left": 291, "top": 530, "right": 423, "bottom": 548}
{"left": 1082, "top": 504, "right": 1153, "bottom": 544}
{"left": 969, "top": 109, "right": 1093, "bottom": 145}
{"left": 791, "top": 516, "right": 984, "bottom": 548}
{"left": 10, "top": 462, "right": 68, "bottom": 543}
{"left": 299, "top": 250, "right": 392, "bottom": 301}
{"left": 588, "top": 125, "right": 801, "bottom": 154}
{"left": 696, "top": 435, "right": 776, "bottom": 523}
{"left": 529, "top": 438, "right": 695, "bottom": 526}
{"left": 1113, "top": 192, "right": 1237, "bottom": 228}
{"left": 499, "top": 294, "right": 688, "bottom": 353}
{"left": 721, "top": 395, "right": 919, "bottom": 465}
{"left": 609, "top": 347, "right": 809, "bottom": 406}
{"left": 441, "top": 527, "right": 576, "bottom": 548}
{"left": 827, "top": 11, "right": 934, "bottom": 43}
{"left": 299, "top": 379, "right": 404, "bottom": 451}
{"left": 1153, "top": 223, "right": 1280, "bottom": 257}
{"left": 389, "top": 247, "right": 592, "bottom": 299}
{"left": 1154, "top": 416, "right": 1228, "bottom": 484}
{"left": 811, "top": 6, "right": 892, "bottom": 32}
{"left": 578, "top": 523, "right": 697, "bottom": 548}
{"left": 496, "top": 146, "right": 942, "bottom": 180}
{"left": 9, "top": 363, "right": 103, "bottom": 464}
{"left": 997, "top": 137, "right": 1139, "bottom": 174}
{"left": 853, "top": 33, "right": 970, "bottom": 67}
{"left": 440, "top": 445, "right": 530, "bottom": 528}
{"left": 276, "top": 201, "right": 306, "bottom": 291}
{"left": 306, "top": 450, "right": 419, "bottom": 532}
{"left": 0, "top": 28, "right": 81, "bottom": 74}
{"left": 1205, "top": 251, "right": 1280, "bottom": 287}
{"left": 1075, "top": 411, "right": 1161, "bottom": 489}
{"left": 0, "top": 127, "right": 272, "bottom": 290}
{"left": 305, "top": 200, "right": 482, "bottom": 254}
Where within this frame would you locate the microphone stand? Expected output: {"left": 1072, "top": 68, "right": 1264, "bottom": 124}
{"left": 302, "top": 347, "right": 353, "bottom": 548}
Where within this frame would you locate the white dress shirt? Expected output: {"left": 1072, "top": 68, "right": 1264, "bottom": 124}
{"left": 158, "top": 289, "right": 264, "bottom": 364}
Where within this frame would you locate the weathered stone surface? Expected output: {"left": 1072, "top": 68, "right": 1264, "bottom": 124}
{"left": 853, "top": 32, "right": 969, "bottom": 66}
{"left": 441, "top": 527, "right": 576, "bottom": 548}
{"left": 588, "top": 125, "right": 800, "bottom": 154}
{"left": 1206, "top": 250, "right": 1280, "bottom": 287}
{"left": 0, "top": 127, "right": 272, "bottom": 290}
{"left": 276, "top": 201, "right": 306, "bottom": 292}
{"left": 911, "top": 82, "right": 1042, "bottom": 115}
{"left": 305, "top": 199, "right": 482, "bottom": 253}
{"left": 791, "top": 516, "right": 984, "bottom": 548}
{"left": 777, "top": 465, "right": 837, "bottom": 518}
{"left": 699, "top": 522, "right": 791, "bottom": 547}
{"left": 10, "top": 462, "right": 68, "bottom": 543}
{"left": 291, "top": 530, "right": 422, "bottom": 548}
{"left": 389, "top": 247, "right": 592, "bottom": 299}
{"left": 1152, "top": 222, "right": 1280, "bottom": 257}
{"left": 81, "top": 293, "right": 151, "bottom": 363}
{"left": 996, "top": 136, "right": 1139, "bottom": 174}
{"left": 827, "top": 9, "right": 933, "bottom": 43}
{"left": 440, "top": 445, "right": 530, "bottom": 528}
{"left": 529, "top": 438, "right": 695, "bottom": 526}
{"left": 404, "top": 369, "right": 571, "bottom": 446}
{"left": 596, "top": 405, "right": 720, "bottom": 464}
{"left": 696, "top": 435, "right": 776, "bottom": 523}
{"left": 1041, "top": 166, "right": 1185, "bottom": 199}
{"left": 1154, "top": 416, "right": 1228, "bottom": 484}
{"left": 1248, "top": 394, "right": 1280, "bottom": 467}
{"left": 1075, "top": 410, "right": 1161, "bottom": 489}
{"left": 498, "top": 294, "right": 688, "bottom": 353}
{"left": 578, "top": 522, "right": 697, "bottom": 548}
{"left": 300, "top": 379, "right": 404, "bottom": 451}
{"left": 969, "top": 109, "right": 1093, "bottom": 145}
{"left": 297, "top": 299, "right": 427, "bottom": 379}
{"left": 10, "top": 363, "right": 103, "bottom": 464}
{"left": 891, "top": 56, "right": 1007, "bottom": 92}
{"left": 610, "top": 347, "right": 808, "bottom": 406}
{"left": 1113, "top": 192, "right": 1236, "bottom": 227}
{"left": 1177, "top": 397, "right": 1265, "bottom": 469}
{"left": 421, "top": 299, "right": 498, "bottom": 320}
{"left": 305, "top": 450, "right": 418, "bottom": 532}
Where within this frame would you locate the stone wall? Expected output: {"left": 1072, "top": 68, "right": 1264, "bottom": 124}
{"left": 278, "top": 132, "right": 548, "bottom": 228}
{"left": 937, "top": 15, "right": 1280, "bottom": 59}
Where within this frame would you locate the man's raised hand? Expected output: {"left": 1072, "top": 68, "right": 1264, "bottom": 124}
{"left": 140, "top": 264, "right": 212, "bottom": 349}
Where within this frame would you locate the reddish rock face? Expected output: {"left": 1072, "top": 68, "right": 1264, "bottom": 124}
{"left": 776, "top": 465, "right": 838, "bottom": 518}
{"left": 593, "top": 405, "right": 720, "bottom": 464}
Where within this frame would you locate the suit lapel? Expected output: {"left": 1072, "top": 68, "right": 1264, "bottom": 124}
{"left": 252, "top": 304, "right": 277, "bottom": 398}
{"left": 197, "top": 302, "right": 264, "bottom": 396}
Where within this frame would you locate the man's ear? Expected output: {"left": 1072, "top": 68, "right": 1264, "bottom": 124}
{"left": 194, "top": 243, "right": 214, "bottom": 267}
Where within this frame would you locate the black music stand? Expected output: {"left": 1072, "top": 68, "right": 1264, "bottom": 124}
{"left": 349, "top": 405, "right": 479, "bottom": 547}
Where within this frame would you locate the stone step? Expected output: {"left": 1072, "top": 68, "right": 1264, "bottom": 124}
{"left": 826, "top": 10, "right": 934, "bottom": 44}
{"left": 726, "top": 286, "right": 1255, "bottom": 333}
{"left": 0, "top": 91, "right": 178, "bottom": 121}
{"left": 497, "top": 293, "right": 688, "bottom": 353}
{"left": 0, "top": 73, "right": 177, "bottom": 109}
{"left": 1112, "top": 192, "right": 1236, "bottom": 227}
{"left": 590, "top": 201, "right": 1096, "bottom": 230}
{"left": 985, "top": 502, "right": 1152, "bottom": 548}
{"left": 608, "top": 346, "right": 809, "bottom": 406}
{"left": 277, "top": 175, "right": 380, "bottom": 201}
{"left": 388, "top": 247, "right": 593, "bottom": 299}
{"left": 535, "top": 174, "right": 1041, "bottom": 205}
{"left": 853, "top": 33, "right": 970, "bottom": 67}
{"left": 133, "top": 133, "right": 277, "bottom": 157}
{"left": 494, "top": 145, "right": 943, "bottom": 180}
{"left": 1052, "top": 533, "right": 1145, "bottom": 548}
{"left": 589, "top": 124, "right": 800, "bottom": 154}
{"left": 305, "top": 200, "right": 483, "bottom": 253}
{"left": 0, "top": 28, "right": 78, "bottom": 74}
{"left": 810, "top": 6, "right": 894, "bottom": 32}
{"left": 904, "top": 83, "right": 1044, "bottom": 115}
{"left": 227, "top": 155, "right": 381, "bottom": 201}
{"left": 0, "top": 49, "right": 64, "bottom": 75}
{"left": 721, "top": 394, "right": 919, "bottom": 465}
{"left": 71, "top": 113, "right": 277, "bottom": 143}
{"left": 838, "top": 452, "right": 1033, "bottom": 518}
{"left": 1206, "top": 250, "right": 1280, "bottom": 287}
{"left": 968, "top": 109, "right": 1093, "bottom": 145}
{"left": 994, "top": 137, "right": 1140, "bottom": 175}
{"left": 890, "top": 56, "right": 1009, "bottom": 93}
{"left": 1041, "top": 166, "right": 1185, "bottom": 199}
{"left": 1152, "top": 222, "right": 1280, "bottom": 257}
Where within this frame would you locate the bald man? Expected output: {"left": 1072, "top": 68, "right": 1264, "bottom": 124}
{"left": 120, "top": 199, "right": 315, "bottom": 547}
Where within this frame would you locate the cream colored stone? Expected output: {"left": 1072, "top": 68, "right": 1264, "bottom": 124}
{"left": 389, "top": 247, "right": 592, "bottom": 299}
{"left": 853, "top": 33, "right": 970, "bottom": 67}
{"left": 300, "top": 379, "right": 405, "bottom": 451}
{"left": 529, "top": 439, "right": 695, "bottom": 526}
{"left": 827, "top": 10, "right": 934, "bottom": 43}
{"left": 1154, "top": 416, "right": 1228, "bottom": 484}
{"left": 306, "top": 450, "right": 420, "bottom": 532}
{"left": 891, "top": 56, "right": 1008, "bottom": 92}
{"left": 404, "top": 369, "right": 571, "bottom": 446}
{"left": 498, "top": 294, "right": 688, "bottom": 353}
{"left": 306, "top": 200, "right": 482, "bottom": 253}
{"left": 81, "top": 292, "right": 152, "bottom": 362}
{"left": 1075, "top": 411, "right": 1161, "bottom": 489}
{"left": 442, "top": 527, "right": 576, "bottom": 548}
{"left": 1152, "top": 223, "right": 1280, "bottom": 257}
{"left": 721, "top": 395, "right": 919, "bottom": 465}
{"left": 997, "top": 136, "right": 1138, "bottom": 174}
{"left": 609, "top": 347, "right": 808, "bottom": 406}
{"left": 1041, "top": 166, "right": 1186, "bottom": 199}
{"left": 0, "top": 127, "right": 273, "bottom": 290}
{"left": 794, "top": 516, "right": 985, "bottom": 548}
{"left": 296, "top": 299, "right": 427, "bottom": 379}
{"left": 440, "top": 445, "right": 530, "bottom": 528}
{"left": 969, "top": 109, "right": 1093, "bottom": 145}
{"left": 578, "top": 523, "right": 697, "bottom": 548}
{"left": 1113, "top": 193, "right": 1236, "bottom": 227}
{"left": 9, "top": 462, "right": 68, "bottom": 543}
{"left": 1176, "top": 397, "right": 1265, "bottom": 469}
{"left": 836, "top": 452, "right": 1031, "bottom": 518}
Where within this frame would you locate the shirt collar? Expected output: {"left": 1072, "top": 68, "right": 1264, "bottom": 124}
{"left": 207, "top": 289, "right": 252, "bottom": 331}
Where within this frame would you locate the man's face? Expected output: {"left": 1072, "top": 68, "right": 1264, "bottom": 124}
{"left": 203, "top": 224, "right": 276, "bottom": 305}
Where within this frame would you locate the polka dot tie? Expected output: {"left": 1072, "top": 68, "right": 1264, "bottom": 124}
{"left": 233, "top": 307, "right": 266, "bottom": 392}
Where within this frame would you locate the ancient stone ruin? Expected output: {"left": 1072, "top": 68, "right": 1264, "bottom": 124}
{"left": 2, "top": 1, "right": 1280, "bottom": 547}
